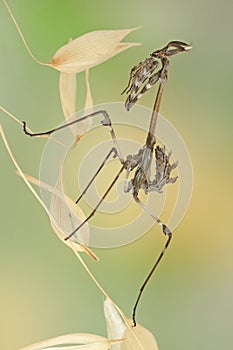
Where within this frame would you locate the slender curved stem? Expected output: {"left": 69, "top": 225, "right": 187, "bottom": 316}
{"left": 3, "top": 0, "right": 49, "bottom": 66}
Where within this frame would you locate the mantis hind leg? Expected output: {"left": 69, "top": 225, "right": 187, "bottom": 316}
{"left": 132, "top": 194, "right": 172, "bottom": 326}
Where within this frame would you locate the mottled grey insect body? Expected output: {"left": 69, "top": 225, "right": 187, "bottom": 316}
{"left": 125, "top": 146, "right": 154, "bottom": 196}
{"left": 124, "top": 143, "right": 178, "bottom": 197}
{"left": 122, "top": 41, "right": 192, "bottom": 111}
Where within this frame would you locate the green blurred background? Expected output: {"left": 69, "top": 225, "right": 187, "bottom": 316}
{"left": 0, "top": 1, "right": 232, "bottom": 349}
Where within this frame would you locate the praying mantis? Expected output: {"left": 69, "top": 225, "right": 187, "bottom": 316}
{"left": 23, "top": 40, "right": 192, "bottom": 326}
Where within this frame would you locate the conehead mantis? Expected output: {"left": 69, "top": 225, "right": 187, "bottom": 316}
{"left": 23, "top": 41, "right": 192, "bottom": 326}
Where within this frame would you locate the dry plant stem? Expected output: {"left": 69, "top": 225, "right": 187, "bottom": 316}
{"left": 0, "top": 105, "right": 33, "bottom": 133}
{"left": 0, "top": 105, "right": 52, "bottom": 141}
{"left": 84, "top": 69, "right": 93, "bottom": 110}
{"left": 0, "top": 106, "right": 70, "bottom": 152}
{"left": 0, "top": 105, "right": 86, "bottom": 152}
{"left": 0, "top": 125, "right": 51, "bottom": 218}
{"left": 72, "top": 249, "right": 146, "bottom": 349}
{"left": 3, "top": 0, "right": 48, "bottom": 66}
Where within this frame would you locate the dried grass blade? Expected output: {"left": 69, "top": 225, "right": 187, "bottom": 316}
{"left": 59, "top": 72, "right": 77, "bottom": 119}
{"left": 104, "top": 298, "right": 159, "bottom": 350}
{"left": 0, "top": 125, "right": 97, "bottom": 260}
{"left": 84, "top": 69, "right": 93, "bottom": 112}
{"left": 49, "top": 28, "right": 141, "bottom": 73}
{"left": 122, "top": 321, "right": 159, "bottom": 350}
{"left": 16, "top": 172, "right": 98, "bottom": 261}
{"left": 18, "top": 333, "right": 112, "bottom": 350}
{"left": 74, "top": 69, "right": 93, "bottom": 144}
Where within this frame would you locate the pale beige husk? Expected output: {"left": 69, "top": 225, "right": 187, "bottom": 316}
{"left": 23, "top": 172, "right": 98, "bottom": 261}
{"left": 104, "top": 298, "right": 159, "bottom": 350}
{"left": 59, "top": 72, "right": 77, "bottom": 119}
{"left": 18, "top": 332, "right": 120, "bottom": 350}
{"left": 59, "top": 69, "right": 94, "bottom": 142}
{"left": 49, "top": 28, "right": 140, "bottom": 74}
{"left": 0, "top": 124, "right": 97, "bottom": 260}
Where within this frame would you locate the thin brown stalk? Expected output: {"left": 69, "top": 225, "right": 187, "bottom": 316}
{"left": 3, "top": 0, "right": 49, "bottom": 67}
